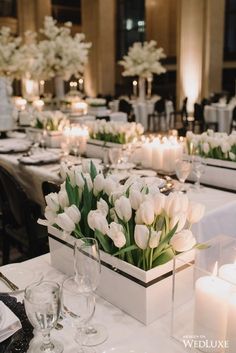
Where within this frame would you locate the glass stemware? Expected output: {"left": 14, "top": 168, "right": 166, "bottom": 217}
{"left": 175, "top": 158, "right": 192, "bottom": 191}
{"left": 109, "top": 147, "right": 121, "bottom": 169}
{"left": 192, "top": 155, "right": 206, "bottom": 190}
{"left": 62, "top": 276, "right": 96, "bottom": 353}
{"left": 24, "top": 281, "right": 63, "bottom": 353}
{"left": 74, "top": 238, "right": 108, "bottom": 346}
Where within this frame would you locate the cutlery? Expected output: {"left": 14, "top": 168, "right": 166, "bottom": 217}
{"left": 0, "top": 272, "right": 19, "bottom": 291}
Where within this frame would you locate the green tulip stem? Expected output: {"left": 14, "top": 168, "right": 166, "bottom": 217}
{"left": 149, "top": 248, "right": 154, "bottom": 270}
{"left": 126, "top": 223, "right": 134, "bottom": 265}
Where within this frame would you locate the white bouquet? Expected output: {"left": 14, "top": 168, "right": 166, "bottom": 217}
{"left": 39, "top": 162, "right": 205, "bottom": 270}
{"left": 32, "top": 110, "right": 67, "bottom": 131}
{"left": 119, "top": 40, "right": 166, "bottom": 78}
{"left": 0, "top": 26, "right": 22, "bottom": 78}
{"left": 186, "top": 130, "right": 236, "bottom": 162}
{"left": 32, "top": 17, "right": 91, "bottom": 80}
{"left": 86, "top": 98, "right": 106, "bottom": 107}
{"left": 86, "top": 119, "right": 144, "bottom": 144}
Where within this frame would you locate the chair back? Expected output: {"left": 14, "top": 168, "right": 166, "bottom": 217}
{"left": 42, "top": 181, "right": 60, "bottom": 197}
{"left": 181, "top": 97, "right": 188, "bottom": 117}
{"left": 154, "top": 98, "right": 166, "bottom": 113}
{"left": 118, "top": 99, "right": 132, "bottom": 115}
{"left": 194, "top": 103, "right": 204, "bottom": 122}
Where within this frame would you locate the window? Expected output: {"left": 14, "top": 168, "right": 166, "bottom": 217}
{"left": 224, "top": 0, "right": 236, "bottom": 60}
{"left": 116, "top": 0, "right": 145, "bottom": 60}
{"left": 52, "top": 0, "right": 81, "bottom": 25}
{"left": 0, "top": 0, "right": 16, "bottom": 17}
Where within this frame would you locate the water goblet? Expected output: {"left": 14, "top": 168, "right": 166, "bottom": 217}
{"left": 24, "top": 281, "right": 63, "bottom": 353}
{"left": 62, "top": 276, "right": 96, "bottom": 353}
{"left": 175, "top": 158, "right": 192, "bottom": 191}
{"left": 192, "top": 155, "right": 206, "bottom": 191}
{"left": 74, "top": 238, "right": 108, "bottom": 346}
{"left": 109, "top": 147, "right": 121, "bottom": 170}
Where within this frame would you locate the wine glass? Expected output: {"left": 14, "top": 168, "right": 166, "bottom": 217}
{"left": 109, "top": 148, "right": 121, "bottom": 169}
{"left": 192, "top": 155, "right": 206, "bottom": 190}
{"left": 74, "top": 238, "right": 108, "bottom": 346}
{"left": 24, "top": 281, "right": 63, "bottom": 353}
{"left": 175, "top": 158, "right": 192, "bottom": 191}
{"left": 62, "top": 276, "right": 96, "bottom": 353}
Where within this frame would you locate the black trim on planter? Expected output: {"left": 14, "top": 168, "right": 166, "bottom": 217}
{"left": 49, "top": 234, "right": 193, "bottom": 288}
{"left": 205, "top": 163, "right": 236, "bottom": 171}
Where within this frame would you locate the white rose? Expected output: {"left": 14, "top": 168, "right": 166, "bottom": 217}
{"left": 187, "top": 201, "right": 205, "bottom": 224}
{"left": 134, "top": 224, "right": 150, "bottom": 250}
{"left": 107, "top": 222, "right": 126, "bottom": 248}
{"left": 65, "top": 205, "right": 81, "bottom": 224}
{"left": 45, "top": 192, "right": 60, "bottom": 212}
{"left": 115, "top": 196, "right": 132, "bottom": 222}
{"left": 170, "top": 229, "right": 196, "bottom": 252}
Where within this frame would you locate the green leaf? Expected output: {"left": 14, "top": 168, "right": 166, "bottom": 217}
{"left": 194, "top": 243, "right": 210, "bottom": 250}
{"left": 65, "top": 176, "right": 76, "bottom": 204}
{"left": 152, "top": 248, "right": 175, "bottom": 267}
{"left": 152, "top": 223, "right": 178, "bottom": 262}
{"left": 95, "top": 230, "right": 111, "bottom": 253}
{"left": 113, "top": 244, "right": 138, "bottom": 256}
{"left": 90, "top": 161, "right": 97, "bottom": 181}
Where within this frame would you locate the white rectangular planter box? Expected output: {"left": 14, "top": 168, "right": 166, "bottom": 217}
{"left": 187, "top": 156, "right": 236, "bottom": 192}
{"left": 86, "top": 139, "right": 125, "bottom": 159}
{"left": 48, "top": 226, "right": 194, "bottom": 325}
{"left": 26, "top": 127, "right": 63, "bottom": 148}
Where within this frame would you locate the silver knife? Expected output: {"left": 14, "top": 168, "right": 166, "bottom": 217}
{"left": 0, "top": 272, "right": 19, "bottom": 291}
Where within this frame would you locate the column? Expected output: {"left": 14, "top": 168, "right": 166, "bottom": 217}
{"left": 81, "top": 0, "right": 116, "bottom": 97}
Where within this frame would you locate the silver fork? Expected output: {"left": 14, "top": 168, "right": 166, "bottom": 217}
{"left": 0, "top": 272, "right": 19, "bottom": 291}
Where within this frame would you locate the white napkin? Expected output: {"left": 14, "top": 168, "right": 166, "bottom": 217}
{"left": 0, "top": 301, "right": 22, "bottom": 342}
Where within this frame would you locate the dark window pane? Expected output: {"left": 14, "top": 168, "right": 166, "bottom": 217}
{"left": 52, "top": 0, "right": 81, "bottom": 25}
{"left": 0, "top": 0, "right": 16, "bottom": 17}
{"left": 224, "top": 0, "right": 236, "bottom": 60}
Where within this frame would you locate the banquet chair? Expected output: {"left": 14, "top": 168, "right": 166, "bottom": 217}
{"left": 147, "top": 98, "right": 166, "bottom": 132}
{"left": 118, "top": 99, "right": 135, "bottom": 122}
{"left": 193, "top": 103, "right": 205, "bottom": 133}
{"left": 42, "top": 181, "right": 60, "bottom": 197}
{"left": 0, "top": 166, "right": 48, "bottom": 264}
{"left": 169, "top": 97, "right": 188, "bottom": 130}
{"left": 230, "top": 106, "right": 236, "bottom": 132}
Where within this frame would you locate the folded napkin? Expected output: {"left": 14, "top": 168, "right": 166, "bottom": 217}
{"left": 19, "top": 151, "right": 60, "bottom": 164}
{"left": 0, "top": 301, "right": 22, "bottom": 342}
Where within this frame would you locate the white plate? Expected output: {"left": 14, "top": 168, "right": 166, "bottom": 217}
{"left": 0, "top": 265, "right": 43, "bottom": 294}
{"left": 142, "top": 176, "right": 166, "bottom": 188}
{"left": 111, "top": 163, "right": 135, "bottom": 170}
{"left": 130, "top": 169, "right": 157, "bottom": 177}
{"left": 102, "top": 347, "right": 152, "bottom": 353}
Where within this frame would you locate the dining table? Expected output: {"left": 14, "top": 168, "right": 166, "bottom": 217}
{"left": 204, "top": 103, "right": 234, "bottom": 133}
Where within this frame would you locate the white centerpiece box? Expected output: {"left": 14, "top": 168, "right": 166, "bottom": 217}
{"left": 86, "top": 139, "right": 124, "bottom": 159}
{"left": 48, "top": 226, "right": 194, "bottom": 325}
{"left": 26, "top": 127, "right": 63, "bottom": 148}
{"left": 187, "top": 157, "right": 236, "bottom": 192}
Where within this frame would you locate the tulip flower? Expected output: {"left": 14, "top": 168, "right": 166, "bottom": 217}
{"left": 138, "top": 200, "right": 155, "bottom": 225}
{"left": 149, "top": 229, "right": 161, "bottom": 248}
{"left": 60, "top": 162, "right": 69, "bottom": 180}
{"left": 104, "top": 177, "right": 117, "bottom": 196}
{"left": 45, "top": 206, "right": 57, "bottom": 225}
{"left": 45, "top": 192, "right": 60, "bottom": 212}
{"left": 56, "top": 212, "right": 76, "bottom": 233}
{"left": 187, "top": 201, "right": 205, "bottom": 224}
{"left": 83, "top": 173, "right": 93, "bottom": 191}
{"left": 107, "top": 222, "right": 126, "bottom": 248}
{"left": 170, "top": 229, "right": 196, "bottom": 252}
{"left": 65, "top": 205, "right": 81, "bottom": 224}
{"left": 93, "top": 173, "right": 105, "bottom": 196}
{"left": 152, "top": 193, "right": 166, "bottom": 215}
{"left": 58, "top": 189, "right": 69, "bottom": 209}
{"left": 68, "top": 168, "right": 76, "bottom": 187}
{"left": 134, "top": 224, "right": 149, "bottom": 250}
{"left": 169, "top": 212, "right": 186, "bottom": 233}
{"left": 75, "top": 172, "right": 85, "bottom": 189}
{"left": 87, "top": 210, "right": 109, "bottom": 234}
{"left": 115, "top": 196, "right": 132, "bottom": 222}
{"left": 97, "top": 199, "right": 108, "bottom": 217}
{"left": 129, "top": 188, "right": 143, "bottom": 210}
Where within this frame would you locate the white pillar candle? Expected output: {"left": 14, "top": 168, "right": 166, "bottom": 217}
{"left": 194, "top": 275, "right": 231, "bottom": 353}
{"left": 219, "top": 264, "right": 236, "bottom": 285}
{"left": 141, "top": 143, "right": 153, "bottom": 168}
{"left": 226, "top": 293, "right": 236, "bottom": 353}
{"left": 152, "top": 141, "right": 163, "bottom": 171}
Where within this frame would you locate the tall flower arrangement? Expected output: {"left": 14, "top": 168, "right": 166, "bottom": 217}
{"left": 119, "top": 40, "right": 166, "bottom": 79}
{"left": 32, "top": 16, "right": 91, "bottom": 81}
{"left": 39, "top": 162, "right": 205, "bottom": 271}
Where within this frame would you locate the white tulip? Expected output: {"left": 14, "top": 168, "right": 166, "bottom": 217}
{"left": 97, "top": 199, "right": 108, "bottom": 217}
{"left": 93, "top": 174, "right": 104, "bottom": 196}
{"left": 135, "top": 208, "right": 144, "bottom": 224}
{"left": 170, "top": 229, "right": 196, "bottom": 252}
{"left": 138, "top": 200, "right": 155, "bottom": 225}
{"left": 45, "top": 206, "right": 57, "bottom": 225}
{"left": 187, "top": 201, "right": 205, "bottom": 224}
{"left": 56, "top": 212, "right": 75, "bottom": 233}
{"left": 45, "top": 192, "right": 60, "bottom": 212}
{"left": 165, "top": 192, "right": 188, "bottom": 217}
{"left": 87, "top": 210, "right": 109, "bottom": 234}
{"left": 107, "top": 222, "right": 126, "bottom": 248}
{"left": 221, "top": 141, "right": 231, "bottom": 153}
{"left": 202, "top": 142, "right": 210, "bottom": 154}
{"left": 68, "top": 168, "right": 76, "bottom": 187}
{"left": 83, "top": 173, "right": 93, "bottom": 192}
{"left": 58, "top": 189, "right": 69, "bottom": 209}
{"left": 75, "top": 172, "right": 85, "bottom": 189}
{"left": 152, "top": 193, "right": 166, "bottom": 215}
{"left": 65, "top": 205, "right": 81, "bottom": 224}
{"left": 134, "top": 224, "right": 149, "bottom": 250}
{"left": 115, "top": 196, "right": 132, "bottom": 222}
{"left": 229, "top": 152, "right": 236, "bottom": 161}
{"left": 60, "top": 162, "right": 69, "bottom": 180}
{"left": 129, "top": 188, "right": 143, "bottom": 210}
{"left": 169, "top": 212, "right": 186, "bottom": 232}
{"left": 149, "top": 229, "right": 161, "bottom": 248}
{"left": 104, "top": 177, "right": 117, "bottom": 196}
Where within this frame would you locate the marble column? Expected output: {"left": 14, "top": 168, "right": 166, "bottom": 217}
{"left": 81, "top": 0, "right": 116, "bottom": 97}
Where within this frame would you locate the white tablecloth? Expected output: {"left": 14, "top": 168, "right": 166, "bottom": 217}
{"left": 204, "top": 104, "right": 233, "bottom": 133}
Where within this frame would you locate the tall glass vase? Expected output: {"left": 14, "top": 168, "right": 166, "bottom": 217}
{"left": 138, "top": 76, "right": 146, "bottom": 101}
{"left": 0, "top": 77, "right": 14, "bottom": 132}
{"left": 54, "top": 75, "right": 65, "bottom": 100}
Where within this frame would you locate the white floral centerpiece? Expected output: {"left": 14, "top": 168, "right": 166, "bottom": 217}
{"left": 40, "top": 162, "right": 205, "bottom": 324}
{"left": 32, "top": 17, "right": 91, "bottom": 99}
{"left": 86, "top": 98, "right": 106, "bottom": 107}
{"left": 119, "top": 40, "right": 166, "bottom": 100}
{"left": 186, "top": 130, "right": 236, "bottom": 162}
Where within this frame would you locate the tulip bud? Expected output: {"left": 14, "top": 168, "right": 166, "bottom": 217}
{"left": 170, "top": 229, "right": 196, "bottom": 252}
{"left": 97, "top": 199, "right": 108, "bottom": 217}
{"left": 45, "top": 192, "right": 60, "bottom": 212}
{"left": 87, "top": 210, "right": 109, "bottom": 234}
{"left": 169, "top": 212, "right": 187, "bottom": 233}
{"left": 93, "top": 174, "right": 104, "bottom": 196}
{"left": 75, "top": 172, "right": 85, "bottom": 189}
{"left": 152, "top": 193, "right": 166, "bottom": 215}
{"left": 65, "top": 205, "right": 81, "bottom": 224}
{"left": 134, "top": 224, "right": 149, "bottom": 250}
{"left": 58, "top": 189, "right": 69, "bottom": 209}
{"left": 45, "top": 206, "right": 57, "bottom": 225}
{"left": 56, "top": 212, "right": 75, "bottom": 233}
{"left": 129, "top": 188, "right": 143, "bottom": 210}
{"left": 104, "top": 177, "right": 117, "bottom": 196}
{"left": 149, "top": 229, "right": 161, "bottom": 248}
{"left": 107, "top": 222, "right": 126, "bottom": 248}
{"left": 187, "top": 201, "right": 205, "bottom": 224}
{"left": 115, "top": 196, "right": 132, "bottom": 222}
{"left": 138, "top": 200, "right": 155, "bottom": 225}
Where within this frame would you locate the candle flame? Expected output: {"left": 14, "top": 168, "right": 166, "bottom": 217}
{"left": 212, "top": 261, "right": 218, "bottom": 277}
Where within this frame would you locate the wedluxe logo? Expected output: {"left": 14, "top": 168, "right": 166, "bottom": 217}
{"left": 182, "top": 335, "right": 229, "bottom": 351}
